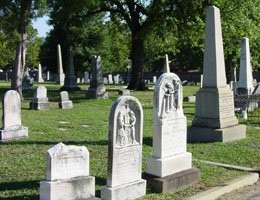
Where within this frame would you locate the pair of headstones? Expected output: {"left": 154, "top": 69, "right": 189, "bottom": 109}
{"left": 30, "top": 86, "right": 73, "bottom": 110}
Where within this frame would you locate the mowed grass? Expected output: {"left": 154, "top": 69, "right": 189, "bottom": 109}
{"left": 0, "top": 81, "right": 259, "bottom": 199}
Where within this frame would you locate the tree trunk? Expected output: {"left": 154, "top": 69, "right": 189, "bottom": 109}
{"left": 127, "top": 33, "right": 145, "bottom": 90}
{"left": 11, "top": 33, "right": 27, "bottom": 99}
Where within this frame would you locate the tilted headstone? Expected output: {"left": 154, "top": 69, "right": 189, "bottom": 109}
{"left": 40, "top": 142, "right": 95, "bottom": 200}
{"left": 143, "top": 68, "right": 199, "bottom": 193}
{"left": 236, "top": 37, "right": 254, "bottom": 95}
{"left": 86, "top": 55, "right": 108, "bottom": 99}
{"left": 30, "top": 86, "right": 50, "bottom": 110}
{"left": 60, "top": 47, "right": 80, "bottom": 91}
{"left": 38, "top": 63, "right": 44, "bottom": 83}
{"left": 101, "top": 96, "right": 146, "bottom": 200}
{"left": 57, "top": 44, "right": 65, "bottom": 86}
{"left": 188, "top": 6, "right": 246, "bottom": 142}
{"left": 59, "top": 91, "right": 73, "bottom": 109}
{"left": 0, "top": 90, "right": 28, "bottom": 141}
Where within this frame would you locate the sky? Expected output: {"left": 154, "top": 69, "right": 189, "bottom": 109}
{"left": 32, "top": 15, "right": 52, "bottom": 38}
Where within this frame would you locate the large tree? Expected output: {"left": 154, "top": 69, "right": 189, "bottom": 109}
{"left": 0, "top": 0, "right": 47, "bottom": 97}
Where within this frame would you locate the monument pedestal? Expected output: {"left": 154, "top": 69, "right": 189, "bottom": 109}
{"left": 59, "top": 101, "right": 73, "bottom": 109}
{"left": 189, "top": 87, "right": 246, "bottom": 142}
{"left": 40, "top": 176, "right": 95, "bottom": 200}
{"left": 146, "top": 152, "right": 192, "bottom": 177}
{"left": 60, "top": 76, "right": 80, "bottom": 91}
{"left": 30, "top": 100, "right": 50, "bottom": 110}
{"left": 0, "top": 126, "right": 28, "bottom": 142}
{"left": 86, "top": 83, "right": 108, "bottom": 99}
{"left": 101, "top": 179, "right": 146, "bottom": 200}
{"left": 143, "top": 168, "right": 200, "bottom": 194}
{"left": 188, "top": 124, "right": 246, "bottom": 142}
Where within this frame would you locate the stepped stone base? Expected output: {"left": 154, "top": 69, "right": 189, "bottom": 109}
{"left": 40, "top": 176, "right": 95, "bottom": 200}
{"left": 59, "top": 101, "right": 73, "bottom": 109}
{"left": 101, "top": 179, "right": 146, "bottom": 200}
{"left": 188, "top": 124, "right": 246, "bottom": 143}
{"left": 143, "top": 168, "right": 200, "bottom": 193}
{"left": 0, "top": 126, "right": 28, "bottom": 142}
{"left": 30, "top": 102, "right": 50, "bottom": 110}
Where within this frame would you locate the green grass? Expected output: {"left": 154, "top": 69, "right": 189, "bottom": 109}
{"left": 0, "top": 81, "right": 259, "bottom": 199}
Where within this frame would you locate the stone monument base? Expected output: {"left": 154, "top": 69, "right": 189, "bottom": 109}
{"left": 86, "top": 84, "right": 108, "bottom": 99}
{"left": 60, "top": 85, "right": 80, "bottom": 92}
{"left": 30, "top": 102, "right": 50, "bottom": 110}
{"left": 59, "top": 101, "right": 73, "bottom": 109}
{"left": 142, "top": 168, "right": 200, "bottom": 193}
{"left": 101, "top": 179, "right": 146, "bottom": 200}
{"left": 146, "top": 152, "right": 192, "bottom": 177}
{"left": 0, "top": 126, "right": 28, "bottom": 142}
{"left": 40, "top": 176, "right": 95, "bottom": 200}
{"left": 188, "top": 124, "right": 246, "bottom": 143}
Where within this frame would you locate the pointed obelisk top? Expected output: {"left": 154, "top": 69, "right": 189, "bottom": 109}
{"left": 202, "top": 6, "right": 227, "bottom": 88}
{"left": 164, "top": 54, "right": 170, "bottom": 73}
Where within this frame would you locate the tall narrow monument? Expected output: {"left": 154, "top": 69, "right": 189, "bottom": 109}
{"left": 57, "top": 44, "right": 65, "bottom": 86}
{"left": 236, "top": 37, "right": 254, "bottom": 95}
{"left": 60, "top": 47, "right": 80, "bottom": 91}
{"left": 86, "top": 55, "right": 108, "bottom": 99}
{"left": 38, "top": 64, "right": 44, "bottom": 83}
{"left": 143, "top": 56, "right": 199, "bottom": 193}
{"left": 188, "top": 6, "right": 246, "bottom": 142}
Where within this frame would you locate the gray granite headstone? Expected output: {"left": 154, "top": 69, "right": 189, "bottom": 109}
{"left": 59, "top": 91, "right": 73, "bottom": 109}
{"left": 0, "top": 90, "right": 28, "bottom": 141}
{"left": 188, "top": 6, "right": 246, "bottom": 142}
{"left": 40, "top": 142, "right": 95, "bottom": 200}
{"left": 86, "top": 55, "right": 108, "bottom": 99}
{"left": 38, "top": 63, "right": 44, "bottom": 83}
{"left": 30, "top": 86, "right": 50, "bottom": 110}
{"left": 101, "top": 96, "right": 146, "bottom": 200}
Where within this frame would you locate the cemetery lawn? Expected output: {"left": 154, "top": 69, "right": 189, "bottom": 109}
{"left": 0, "top": 81, "right": 259, "bottom": 199}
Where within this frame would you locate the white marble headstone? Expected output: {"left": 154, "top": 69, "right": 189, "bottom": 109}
{"left": 35, "top": 85, "right": 47, "bottom": 99}
{"left": 2, "top": 90, "right": 21, "bottom": 129}
{"left": 46, "top": 142, "right": 89, "bottom": 181}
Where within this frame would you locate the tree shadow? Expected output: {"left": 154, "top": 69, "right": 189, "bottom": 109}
{"left": 143, "top": 136, "right": 152, "bottom": 146}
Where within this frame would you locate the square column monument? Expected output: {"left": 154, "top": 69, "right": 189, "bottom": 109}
{"left": 188, "top": 6, "right": 246, "bottom": 142}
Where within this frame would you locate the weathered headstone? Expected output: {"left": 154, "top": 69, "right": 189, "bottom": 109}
{"left": 30, "top": 86, "right": 50, "bottom": 110}
{"left": 188, "top": 6, "right": 246, "bottom": 142}
{"left": 113, "top": 75, "right": 119, "bottom": 84}
{"left": 59, "top": 91, "right": 73, "bottom": 109}
{"left": 38, "top": 63, "right": 44, "bottom": 83}
{"left": 40, "top": 142, "right": 95, "bottom": 200}
{"left": 236, "top": 37, "right": 254, "bottom": 95}
{"left": 143, "top": 69, "right": 199, "bottom": 193}
{"left": 0, "top": 90, "right": 28, "bottom": 141}
{"left": 108, "top": 74, "right": 113, "bottom": 84}
{"left": 101, "top": 96, "right": 146, "bottom": 200}
{"left": 86, "top": 55, "right": 108, "bottom": 99}
{"left": 57, "top": 44, "right": 65, "bottom": 86}
{"left": 60, "top": 47, "right": 80, "bottom": 91}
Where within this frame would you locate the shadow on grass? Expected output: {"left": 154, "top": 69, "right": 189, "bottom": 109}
{"left": 0, "top": 140, "right": 108, "bottom": 146}
{"left": 0, "top": 180, "right": 39, "bottom": 192}
{"left": 0, "top": 195, "right": 38, "bottom": 200}
{"left": 143, "top": 136, "right": 152, "bottom": 147}
{"left": 95, "top": 176, "right": 107, "bottom": 197}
